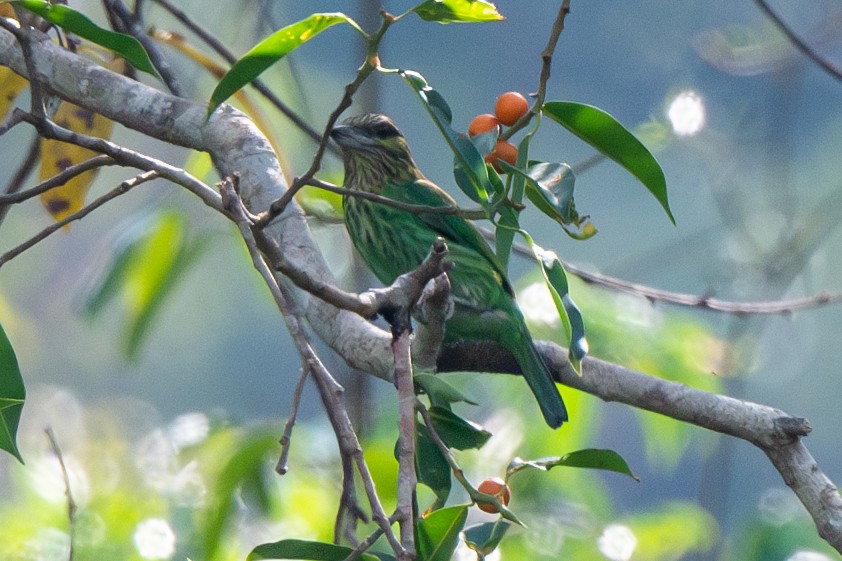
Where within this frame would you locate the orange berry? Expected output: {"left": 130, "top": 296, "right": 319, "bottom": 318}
{"left": 495, "top": 91, "right": 529, "bottom": 126}
{"left": 485, "top": 140, "right": 518, "bottom": 172}
{"left": 476, "top": 477, "right": 511, "bottom": 514}
{"left": 468, "top": 113, "right": 501, "bottom": 137}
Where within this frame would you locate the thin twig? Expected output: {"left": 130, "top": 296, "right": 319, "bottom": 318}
{"left": 45, "top": 426, "right": 77, "bottom": 561}
{"left": 254, "top": 11, "right": 396, "bottom": 227}
{"left": 0, "top": 134, "right": 40, "bottom": 227}
{"left": 482, "top": 227, "right": 842, "bottom": 315}
{"left": 150, "top": 0, "right": 327, "bottom": 146}
{"left": 0, "top": 170, "right": 158, "bottom": 268}
{"left": 3, "top": 10, "right": 46, "bottom": 118}
{"left": 0, "top": 155, "right": 115, "bottom": 205}
{"left": 754, "top": 0, "right": 842, "bottom": 83}
{"left": 501, "top": 0, "right": 572, "bottom": 140}
{"left": 393, "top": 329, "right": 416, "bottom": 558}
{"left": 305, "top": 177, "right": 486, "bottom": 219}
{"left": 103, "top": 0, "right": 186, "bottom": 96}
{"left": 275, "top": 367, "right": 310, "bottom": 475}
{"left": 221, "top": 177, "right": 407, "bottom": 559}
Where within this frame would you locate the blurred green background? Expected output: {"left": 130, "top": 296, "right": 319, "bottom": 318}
{"left": 1, "top": 1, "right": 841, "bottom": 559}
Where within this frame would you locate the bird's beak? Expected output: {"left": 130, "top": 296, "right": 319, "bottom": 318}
{"left": 330, "top": 125, "right": 374, "bottom": 151}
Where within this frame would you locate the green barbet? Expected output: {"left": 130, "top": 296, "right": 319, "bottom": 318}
{"left": 331, "top": 114, "right": 567, "bottom": 428}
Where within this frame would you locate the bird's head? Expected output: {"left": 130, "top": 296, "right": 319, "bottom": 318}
{"left": 331, "top": 114, "right": 423, "bottom": 187}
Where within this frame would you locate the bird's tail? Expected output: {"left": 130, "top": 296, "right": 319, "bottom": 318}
{"left": 509, "top": 333, "right": 568, "bottom": 429}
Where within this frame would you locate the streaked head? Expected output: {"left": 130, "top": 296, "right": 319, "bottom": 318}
{"left": 331, "top": 114, "right": 423, "bottom": 187}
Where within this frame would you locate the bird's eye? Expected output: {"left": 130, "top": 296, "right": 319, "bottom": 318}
{"left": 372, "top": 121, "right": 400, "bottom": 139}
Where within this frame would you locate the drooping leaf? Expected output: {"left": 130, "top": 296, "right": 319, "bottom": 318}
{"left": 529, "top": 243, "right": 588, "bottom": 370}
{"left": 414, "top": 0, "right": 503, "bottom": 23}
{"left": 415, "top": 373, "right": 478, "bottom": 407}
{"left": 0, "top": 67, "right": 28, "bottom": 120}
{"left": 462, "top": 520, "right": 511, "bottom": 557}
{"left": 427, "top": 406, "right": 490, "bottom": 450}
{"left": 509, "top": 448, "right": 638, "bottom": 480}
{"left": 0, "top": 322, "right": 24, "bottom": 463}
{"left": 401, "top": 70, "right": 493, "bottom": 206}
{"left": 416, "top": 505, "right": 469, "bottom": 561}
{"left": 543, "top": 101, "right": 674, "bottom": 223}
{"left": 248, "top": 539, "right": 379, "bottom": 561}
{"left": 82, "top": 210, "right": 208, "bottom": 359}
{"left": 39, "top": 101, "right": 115, "bottom": 223}
{"left": 209, "top": 13, "right": 353, "bottom": 116}
{"left": 415, "top": 420, "right": 452, "bottom": 505}
{"left": 12, "top": 0, "right": 156, "bottom": 74}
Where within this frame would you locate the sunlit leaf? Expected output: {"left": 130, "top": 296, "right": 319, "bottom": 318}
{"left": 427, "top": 406, "right": 490, "bottom": 450}
{"left": 415, "top": 373, "right": 478, "bottom": 406}
{"left": 509, "top": 448, "right": 638, "bottom": 480}
{"left": 248, "top": 539, "right": 379, "bottom": 561}
{"left": 462, "top": 520, "right": 511, "bottom": 557}
{"left": 0, "top": 322, "right": 24, "bottom": 463}
{"left": 529, "top": 243, "right": 588, "bottom": 370}
{"left": 414, "top": 0, "right": 504, "bottom": 23}
{"left": 12, "top": 0, "right": 156, "bottom": 74}
{"left": 543, "top": 101, "right": 674, "bottom": 224}
{"left": 209, "top": 13, "right": 353, "bottom": 116}
{"left": 416, "top": 505, "right": 468, "bottom": 561}
{"left": 401, "top": 70, "right": 493, "bottom": 206}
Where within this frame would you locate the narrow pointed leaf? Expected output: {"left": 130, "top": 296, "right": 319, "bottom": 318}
{"left": 462, "top": 520, "right": 511, "bottom": 557}
{"left": 248, "top": 539, "right": 379, "bottom": 561}
{"left": 529, "top": 244, "right": 588, "bottom": 369}
{"left": 401, "top": 70, "right": 493, "bottom": 205}
{"left": 13, "top": 0, "right": 156, "bottom": 74}
{"left": 543, "top": 101, "right": 674, "bottom": 223}
{"left": 415, "top": 420, "right": 452, "bottom": 503}
{"left": 416, "top": 505, "right": 469, "bottom": 561}
{"left": 209, "top": 13, "right": 351, "bottom": 116}
{"left": 428, "top": 406, "right": 491, "bottom": 450}
{"left": 415, "top": 373, "right": 478, "bottom": 406}
{"left": 0, "top": 322, "right": 24, "bottom": 463}
{"left": 414, "top": 0, "right": 504, "bottom": 23}
{"left": 509, "top": 448, "right": 638, "bottom": 481}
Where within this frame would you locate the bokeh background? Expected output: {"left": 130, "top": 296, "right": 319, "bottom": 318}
{"left": 1, "top": 1, "right": 841, "bottom": 560}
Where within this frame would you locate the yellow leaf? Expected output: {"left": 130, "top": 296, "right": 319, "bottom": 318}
{"left": 39, "top": 102, "right": 115, "bottom": 223}
{"left": 0, "top": 67, "right": 27, "bottom": 120}
{"left": 0, "top": 3, "right": 15, "bottom": 18}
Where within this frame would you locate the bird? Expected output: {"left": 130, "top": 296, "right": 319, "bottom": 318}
{"left": 330, "top": 113, "right": 567, "bottom": 428}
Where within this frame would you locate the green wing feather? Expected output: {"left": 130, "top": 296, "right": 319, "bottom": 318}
{"left": 381, "top": 180, "right": 513, "bottom": 295}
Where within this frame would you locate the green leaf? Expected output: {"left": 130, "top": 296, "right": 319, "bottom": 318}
{"left": 0, "top": 322, "right": 24, "bottom": 463}
{"left": 543, "top": 101, "right": 674, "bottom": 224}
{"left": 509, "top": 448, "right": 638, "bottom": 481}
{"left": 462, "top": 520, "right": 511, "bottom": 557}
{"left": 416, "top": 505, "right": 469, "bottom": 561}
{"left": 400, "top": 70, "right": 493, "bottom": 206}
{"left": 82, "top": 210, "right": 207, "bottom": 359}
{"left": 203, "top": 430, "right": 279, "bottom": 560}
{"left": 248, "top": 539, "right": 379, "bottom": 561}
{"left": 415, "top": 373, "right": 478, "bottom": 407}
{"left": 529, "top": 243, "right": 588, "bottom": 369}
{"left": 414, "top": 0, "right": 504, "bottom": 23}
{"left": 428, "top": 406, "right": 491, "bottom": 450}
{"left": 209, "top": 13, "right": 352, "bottom": 116}
{"left": 12, "top": 0, "right": 156, "bottom": 74}
{"left": 415, "top": 420, "right": 452, "bottom": 505}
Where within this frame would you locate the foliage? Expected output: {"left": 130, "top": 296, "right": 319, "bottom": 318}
{"left": 0, "top": 0, "right": 824, "bottom": 559}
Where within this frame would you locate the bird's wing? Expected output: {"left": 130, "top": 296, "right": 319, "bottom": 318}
{"left": 382, "top": 179, "right": 513, "bottom": 295}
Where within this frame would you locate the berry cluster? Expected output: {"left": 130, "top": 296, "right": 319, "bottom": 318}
{"left": 468, "top": 91, "right": 529, "bottom": 172}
